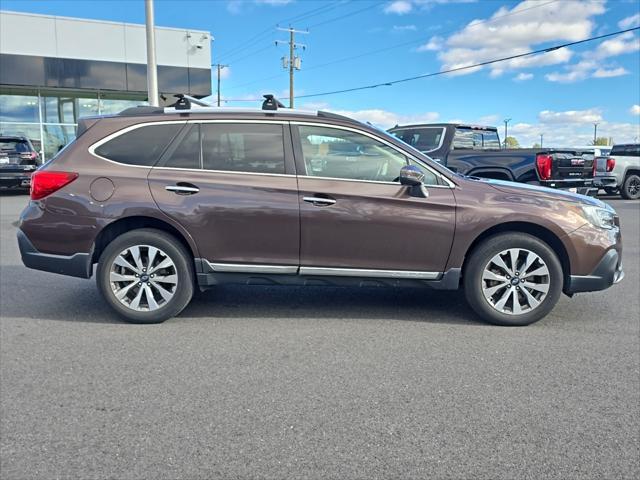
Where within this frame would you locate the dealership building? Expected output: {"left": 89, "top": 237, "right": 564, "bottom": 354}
{"left": 0, "top": 10, "right": 212, "bottom": 160}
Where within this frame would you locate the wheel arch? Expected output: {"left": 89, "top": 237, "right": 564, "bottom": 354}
{"left": 92, "top": 216, "right": 197, "bottom": 265}
{"left": 460, "top": 221, "right": 571, "bottom": 287}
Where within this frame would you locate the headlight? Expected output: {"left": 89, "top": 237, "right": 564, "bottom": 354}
{"left": 581, "top": 205, "right": 616, "bottom": 230}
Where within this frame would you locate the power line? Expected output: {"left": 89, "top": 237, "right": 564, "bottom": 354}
{"left": 307, "top": 2, "right": 381, "bottom": 29}
{"left": 301, "top": 0, "right": 560, "bottom": 73}
{"left": 216, "top": 1, "right": 342, "bottom": 62}
{"left": 224, "top": 0, "right": 559, "bottom": 92}
{"left": 222, "top": 26, "right": 640, "bottom": 102}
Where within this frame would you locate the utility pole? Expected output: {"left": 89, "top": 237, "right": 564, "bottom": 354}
{"left": 144, "top": 0, "right": 159, "bottom": 106}
{"left": 593, "top": 123, "right": 599, "bottom": 145}
{"left": 503, "top": 118, "right": 511, "bottom": 148}
{"left": 276, "top": 27, "right": 308, "bottom": 108}
{"left": 213, "top": 64, "right": 228, "bottom": 107}
{"left": 540, "top": 133, "right": 544, "bottom": 148}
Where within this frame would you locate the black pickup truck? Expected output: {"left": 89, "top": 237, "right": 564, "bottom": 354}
{"left": 388, "top": 123, "right": 596, "bottom": 193}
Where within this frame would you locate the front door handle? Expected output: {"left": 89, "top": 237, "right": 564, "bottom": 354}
{"left": 165, "top": 183, "right": 200, "bottom": 195}
{"left": 303, "top": 196, "right": 336, "bottom": 206}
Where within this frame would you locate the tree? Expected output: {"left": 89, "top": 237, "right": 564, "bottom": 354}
{"left": 592, "top": 137, "right": 611, "bottom": 146}
{"left": 532, "top": 143, "right": 541, "bottom": 148}
{"left": 504, "top": 136, "right": 520, "bottom": 148}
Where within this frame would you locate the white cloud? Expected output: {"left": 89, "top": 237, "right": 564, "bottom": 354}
{"left": 538, "top": 109, "right": 603, "bottom": 124}
{"left": 417, "top": 36, "right": 443, "bottom": 52}
{"left": 546, "top": 31, "right": 639, "bottom": 82}
{"left": 219, "top": 66, "right": 232, "bottom": 80}
{"left": 618, "top": 13, "right": 640, "bottom": 29}
{"left": 393, "top": 24, "right": 418, "bottom": 32}
{"left": 300, "top": 105, "right": 439, "bottom": 129}
{"left": 592, "top": 66, "right": 629, "bottom": 78}
{"left": 631, "top": 105, "right": 640, "bottom": 116}
{"left": 514, "top": 72, "right": 533, "bottom": 81}
{"left": 227, "top": 0, "right": 292, "bottom": 13}
{"left": 384, "top": 1, "right": 413, "bottom": 15}
{"left": 384, "top": 0, "right": 476, "bottom": 15}
{"left": 420, "top": 0, "right": 605, "bottom": 77}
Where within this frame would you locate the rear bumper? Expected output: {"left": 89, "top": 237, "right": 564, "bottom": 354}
{"left": 540, "top": 179, "right": 597, "bottom": 196}
{"left": 0, "top": 171, "right": 32, "bottom": 188}
{"left": 565, "top": 249, "right": 624, "bottom": 294}
{"left": 593, "top": 173, "right": 619, "bottom": 188}
{"left": 17, "top": 229, "right": 93, "bottom": 279}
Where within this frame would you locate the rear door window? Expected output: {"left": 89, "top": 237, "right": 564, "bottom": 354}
{"left": 94, "top": 123, "right": 182, "bottom": 166}
{"left": 201, "top": 123, "right": 285, "bottom": 174}
{"left": 611, "top": 145, "right": 640, "bottom": 157}
{"left": 453, "top": 128, "right": 501, "bottom": 150}
{"left": 390, "top": 127, "right": 445, "bottom": 153}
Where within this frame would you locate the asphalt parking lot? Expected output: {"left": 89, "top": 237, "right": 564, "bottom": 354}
{"left": 0, "top": 192, "right": 638, "bottom": 480}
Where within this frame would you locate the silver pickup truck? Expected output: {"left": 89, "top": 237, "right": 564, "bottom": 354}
{"left": 594, "top": 143, "right": 640, "bottom": 200}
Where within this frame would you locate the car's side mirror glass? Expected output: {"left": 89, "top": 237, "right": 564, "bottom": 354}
{"left": 399, "top": 165, "right": 428, "bottom": 198}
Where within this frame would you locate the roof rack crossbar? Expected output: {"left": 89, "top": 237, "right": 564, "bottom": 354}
{"left": 262, "top": 94, "right": 286, "bottom": 111}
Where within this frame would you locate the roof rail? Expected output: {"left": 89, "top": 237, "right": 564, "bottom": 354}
{"left": 118, "top": 106, "right": 164, "bottom": 116}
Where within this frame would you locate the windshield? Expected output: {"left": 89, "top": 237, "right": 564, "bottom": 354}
{"left": 389, "top": 127, "right": 445, "bottom": 153}
{"left": 0, "top": 139, "right": 30, "bottom": 153}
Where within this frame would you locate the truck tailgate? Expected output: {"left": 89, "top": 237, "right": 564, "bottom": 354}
{"left": 551, "top": 152, "right": 594, "bottom": 181}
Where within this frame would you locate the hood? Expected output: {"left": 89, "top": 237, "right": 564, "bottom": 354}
{"left": 468, "top": 177, "right": 607, "bottom": 208}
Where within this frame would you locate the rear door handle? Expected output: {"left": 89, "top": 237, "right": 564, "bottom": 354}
{"left": 165, "top": 183, "right": 200, "bottom": 195}
{"left": 303, "top": 196, "right": 336, "bottom": 206}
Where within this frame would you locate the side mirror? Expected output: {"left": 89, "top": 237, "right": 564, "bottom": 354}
{"left": 399, "top": 165, "right": 428, "bottom": 198}
{"left": 399, "top": 165, "right": 424, "bottom": 186}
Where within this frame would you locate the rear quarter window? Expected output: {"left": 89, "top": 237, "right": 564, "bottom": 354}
{"left": 94, "top": 124, "right": 183, "bottom": 166}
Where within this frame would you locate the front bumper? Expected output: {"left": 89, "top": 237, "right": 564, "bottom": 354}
{"left": 17, "top": 229, "right": 93, "bottom": 279}
{"left": 565, "top": 249, "right": 624, "bottom": 294}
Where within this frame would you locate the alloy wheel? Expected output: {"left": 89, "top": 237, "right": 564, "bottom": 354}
{"left": 481, "top": 248, "right": 550, "bottom": 315}
{"left": 109, "top": 245, "right": 178, "bottom": 311}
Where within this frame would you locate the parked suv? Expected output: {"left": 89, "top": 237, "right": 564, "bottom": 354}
{"left": 594, "top": 144, "right": 640, "bottom": 199}
{"left": 0, "top": 135, "right": 40, "bottom": 190}
{"left": 17, "top": 98, "right": 624, "bottom": 326}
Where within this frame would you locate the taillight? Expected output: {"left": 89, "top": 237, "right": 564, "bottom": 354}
{"left": 606, "top": 158, "right": 615, "bottom": 172}
{"left": 536, "top": 154, "right": 552, "bottom": 181}
{"left": 30, "top": 171, "right": 78, "bottom": 200}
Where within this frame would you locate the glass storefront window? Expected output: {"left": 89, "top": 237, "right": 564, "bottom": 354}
{"left": 99, "top": 98, "right": 147, "bottom": 115}
{"left": 0, "top": 94, "right": 39, "bottom": 123}
{"left": 0, "top": 122, "right": 42, "bottom": 153}
{"left": 42, "top": 125, "right": 76, "bottom": 160}
{"left": 42, "top": 94, "right": 100, "bottom": 123}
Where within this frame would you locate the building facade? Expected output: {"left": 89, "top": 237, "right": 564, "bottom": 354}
{"left": 0, "top": 10, "right": 212, "bottom": 160}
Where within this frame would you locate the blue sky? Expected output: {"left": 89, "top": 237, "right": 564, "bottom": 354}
{"left": 2, "top": 0, "right": 639, "bottom": 145}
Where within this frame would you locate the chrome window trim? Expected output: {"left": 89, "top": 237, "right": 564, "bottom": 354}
{"left": 291, "top": 121, "right": 455, "bottom": 188}
{"left": 299, "top": 266, "right": 440, "bottom": 280}
{"left": 389, "top": 126, "right": 447, "bottom": 154}
{"left": 88, "top": 120, "right": 188, "bottom": 168}
{"left": 88, "top": 119, "right": 290, "bottom": 169}
{"left": 207, "top": 262, "right": 298, "bottom": 274}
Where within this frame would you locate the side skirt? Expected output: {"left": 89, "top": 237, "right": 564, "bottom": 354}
{"left": 194, "top": 259, "right": 461, "bottom": 290}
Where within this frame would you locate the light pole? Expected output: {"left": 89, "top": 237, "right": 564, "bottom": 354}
{"left": 144, "top": 0, "right": 159, "bottom": 106}
{"left": 540, "top": 133, "right": 544, "bottom": 148}
{"left": 593, "top": 123, "right": 599, "bottom": 145}
{"left": 503, "top": 118, "right": 511, "bottom": 148}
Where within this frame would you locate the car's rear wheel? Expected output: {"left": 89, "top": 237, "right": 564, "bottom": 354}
{"left": 463, "top": 233, "right": 563, "bottom": 326}
{"left": 96, "top": 228, "right": 194, "bottom": 324}
{"left": 620, "top": 174, "right": 640, "bottom": 200}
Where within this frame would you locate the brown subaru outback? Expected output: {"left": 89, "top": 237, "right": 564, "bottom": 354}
{"left": 17, "top": 97, "right": 624, "bottom": 326}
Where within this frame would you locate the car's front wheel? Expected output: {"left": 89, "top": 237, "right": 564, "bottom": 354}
{"left": 96, "top": 228, "right": 194, "bottom": 324}
{"left": 463, "top": 233, "right": 563, "bottom": 326}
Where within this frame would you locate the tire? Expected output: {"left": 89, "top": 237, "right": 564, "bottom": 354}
{"left": 620, "top": 174, "right": 640, "bottom": 200}
{"left": 603, "top": 187, "right": 618, "bottom": 196}
{"left": 463, "top": 233, "right": 563, "bottom": 326}
{"left": 96, "top": 228, "right": 194, "bottom": 324}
